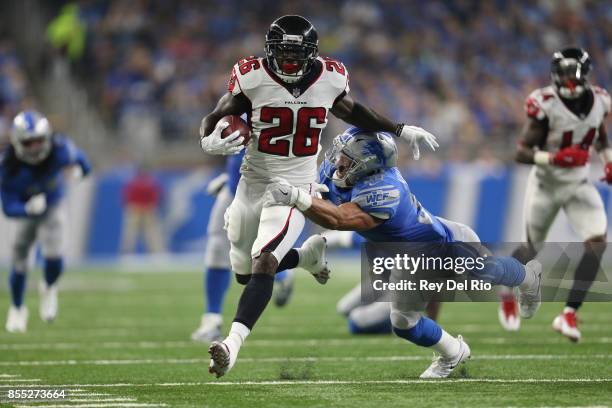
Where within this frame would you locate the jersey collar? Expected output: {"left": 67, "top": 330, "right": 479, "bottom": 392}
{"left": 262, "top": 59, "right": 323, "bottom": 98}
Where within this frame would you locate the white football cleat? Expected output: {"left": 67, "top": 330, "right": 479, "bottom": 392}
{"left": 208, "top": 340, "right": 235, "bottom": 378}
{"left": 518, "top": 260, "right": 542, "bottom": 319}
{"left": 298, "top": 235, "right": 330, "bottom": 284}
{"left": 39, "top": 281, "right": 58, "bottom": 322}
{"left": 273, "top": 270, "right": 295, "bottom": 307}
{"left": 498, "top": 293, "right": 520, "bottom": 331}
{"left": 420, "top": 335, "right": 471, "bottom": 379}
{"left": 552, "top": 309, "right": 581, "bottom": 343}
{"left": 6, "top": 305, "right": 28, "bottom": 333}
{"left": 191, "top": 313, "right": 223, "bottom": 342}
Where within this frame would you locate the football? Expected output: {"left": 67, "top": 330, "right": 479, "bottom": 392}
{"left": 220, "top": 115, "right": 251, "bottom": 146}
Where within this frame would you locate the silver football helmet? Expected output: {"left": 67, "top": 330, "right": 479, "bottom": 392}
{"left": 11, "top": 111, "right": 52, "bottom": 165}
{"left": 324, "top": 127, "right": 398, "bottom": 188}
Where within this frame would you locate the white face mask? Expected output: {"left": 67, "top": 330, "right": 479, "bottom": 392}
{"left": 332, "top": 169, "right": 351, "bottom": 188}
{"left": 558, "top": 84, "right": 586, "bottom": 99}
{"left": 272, "top": 60, "right": 305, "bottom": 83}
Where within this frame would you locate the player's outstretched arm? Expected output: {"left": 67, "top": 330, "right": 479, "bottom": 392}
{"left": 331, "top": 94, "right": 438, "bottom": 160}
{"left": 304, "top": 199, "right": 382, "bottom": 232}
{"left": 263, "top": 181, "right": 382, "bottom": 231}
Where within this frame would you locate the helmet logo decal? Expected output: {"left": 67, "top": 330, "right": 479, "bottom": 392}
{"left": 283, "top": 34, "right": 303, "bottom": 44}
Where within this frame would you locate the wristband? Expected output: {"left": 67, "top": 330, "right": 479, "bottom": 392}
{"left": 534, "top": 151, "right": 551, "bottom": 166}
{"left": 295, "top": 189, "right": 313, "bottom": 211}
{"left": 600, "top": 148, "right": 612, "bottom": 164}
{"left": 394, "top": 123, "right": 404, "bottom": 138}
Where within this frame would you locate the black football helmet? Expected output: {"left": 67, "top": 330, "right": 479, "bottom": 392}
{"left": 551, "top": 47, "right": 591, "bottom": 99}
{"left": 265, "top": 15, "right": 318, "bottom": 83}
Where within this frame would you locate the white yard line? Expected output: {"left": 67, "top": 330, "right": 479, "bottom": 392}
{"left": 0, "top": 354, "right": 610, "bottom": 368}
{"left": 68, "top": 398, "right": 137, "bottom": 402}
{"left": 2, "top": 336, "right": 612, "bottom": 351}
{"left": 2, "top": 378, "right": 612, "bottom": 390}
{"left": 15, "top": 404, "right": 166, "bottom": 408}
{"left": 0, "top": 374, "right": 21, "bottom": 378}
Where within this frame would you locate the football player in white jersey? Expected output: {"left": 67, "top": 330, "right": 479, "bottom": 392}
{"left": 498, "top": 48, "right": 611, "bottom": 342}
{"left": 198, "top": 15, "right": 438, "bottom": 377}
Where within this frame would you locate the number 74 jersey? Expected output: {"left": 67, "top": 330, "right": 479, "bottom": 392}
{"left": 228, "top": 56, "right": 350, "bottom": 185}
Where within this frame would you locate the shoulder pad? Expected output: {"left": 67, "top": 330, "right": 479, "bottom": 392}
{"left": 53, "top": 134, "right": 78, "bottom": 163}
{"left": 320, "top": 56, "right": 350, "bottom": 94}
{"left": 525, "top": 87, "right": 553, "bottom": 120}
{"left": 351, "top": 173, "right": 401, "bottom": 220}
{"left": 228, "top": 57, "right": 264, "bottom": 96}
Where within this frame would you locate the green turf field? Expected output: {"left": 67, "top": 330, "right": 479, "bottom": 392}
{"left": 1, "top": 260, "right": 611, "bottom": 407}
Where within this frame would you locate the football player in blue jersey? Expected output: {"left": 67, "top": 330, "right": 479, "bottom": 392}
{"left": 1, "top": 111, "right": 91, "bottom": 333}
{"left": 263, "top": 127, "right": 543, "bottom": 378}
{"left": 191, "top": 149, "right": 294, "bottom": 342}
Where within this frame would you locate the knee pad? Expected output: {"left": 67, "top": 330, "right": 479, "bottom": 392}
{"left": 390, "top": 308, "right": 422, "bottom": 330}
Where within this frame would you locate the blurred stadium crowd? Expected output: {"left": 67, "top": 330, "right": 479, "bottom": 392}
{"left": 2, "top": 0, "right": 612, "bottom": 164}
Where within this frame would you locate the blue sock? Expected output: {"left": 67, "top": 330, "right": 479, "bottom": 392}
{"left": 9, "top": 269, "right": 27, "bottom": 307}
{"left": 351, "top": 233, "right": 366, "bottom": 249}
{"left": 275, "top": 270, "right": 287, "bottom": 282}
{"left": 393, "top": 317, "right": 442, "bottom": 347}
{"left": 348, "top": 316, "right": 392, "bottom": 334}
{"left": 473, "top": 256, "right": 526, "bottom": 287}
{"left": 205, "top": 267, "right": 231, "bottom": 314}
{"left": 44, "top": 258, "right": 64, "bottom": 286}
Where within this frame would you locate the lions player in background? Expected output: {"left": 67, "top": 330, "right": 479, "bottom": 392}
{"left": 191, "top": 149, "right": 294, "bottom": 342}
{"left": 499, "top": 48, "right": 610, "bottom": 342}
{"left": 1, "top": 111, "right": 91, "bottom": 333}
{"left": 264, "top": 128, "right": 543, "bottom": 378}
{"left": 199, "top": 15, "right": 438, "bottom": 377}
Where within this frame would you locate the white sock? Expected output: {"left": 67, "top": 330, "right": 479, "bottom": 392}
{"left": 519, "top": 265, "right": 536, "bottom": 291}
{"left": 430, "top": 330, "right": 460, "bottom": 358}
{"left": 321, "top": 230, "right": 353, "bottom": 249}
{"left": 224, "top": 321, "right": 250, "bottom": 365}
{"left": 296, "top": 247, "right": 310, "bottom": 268}
{"left": 563, "top": 306, "right": 576, "bottom": 314}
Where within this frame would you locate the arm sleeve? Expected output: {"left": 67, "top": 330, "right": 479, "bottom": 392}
{"left": 350, "top": 178, "right": 401, "bottom": 220}
{"left": 1, "top": 188, "right": 27, "bottom": 217}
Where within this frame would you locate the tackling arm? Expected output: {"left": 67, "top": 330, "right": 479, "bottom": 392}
{"left": 303, "top": 197, "right": 383, "bottom": 232}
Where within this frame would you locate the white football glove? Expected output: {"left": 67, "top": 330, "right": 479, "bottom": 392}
{"left": 68, "top": 165, "right": 84, "bottom": 182}
{"left": 398, "top": 125, "right": 439, "bottom": 160}
{"left": 25, "top": 193, "right": 47, "bottom": 216}
{"left": 206, "top": 173, "right": 229, "bottom": 196}
{"left": 263, "top": 182, "right": 316, "bottom": 211}
{"left": 199, "top": 121, "right": 244, "bottom": 156}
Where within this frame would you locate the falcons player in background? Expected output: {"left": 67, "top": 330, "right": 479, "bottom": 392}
{"left": 499, "top": 48, "right": 611, "bottom": 342}
{"left": 199, "top": 15, "right": 438, "bottom": 377}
